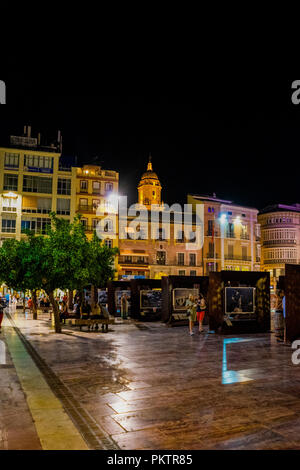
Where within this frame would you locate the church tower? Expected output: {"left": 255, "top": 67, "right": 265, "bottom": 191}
{"left": 138, "top": 156, "right": 162, "bottom": 208}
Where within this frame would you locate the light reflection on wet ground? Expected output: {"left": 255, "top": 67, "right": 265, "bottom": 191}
{"left": 4, "top": 310, "right": 300, "bottom": 450}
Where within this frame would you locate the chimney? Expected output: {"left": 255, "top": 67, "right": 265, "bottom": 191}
{"left": 38, "top": 133, "right": 41, "bottom": 145}
{"left": 27, "top": 126, "right": 31, "bottom": 138}
{"left": 24, "top": 125, "right": 27, "bottom": 135}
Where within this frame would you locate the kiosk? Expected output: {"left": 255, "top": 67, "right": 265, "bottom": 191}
{"left": 208, "top": 271, "right": 270, "bottom": 334}
{"left": 161, "top": 276, "right": 209, "bottom": 326}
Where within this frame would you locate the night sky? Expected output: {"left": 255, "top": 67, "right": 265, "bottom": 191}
{"left": 0, "top": 78, "right": 299, "bottom": 210}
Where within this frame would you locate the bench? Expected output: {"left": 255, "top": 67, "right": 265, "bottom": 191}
{"left": 67, "top": 318, "right": 115, "bottom": 332}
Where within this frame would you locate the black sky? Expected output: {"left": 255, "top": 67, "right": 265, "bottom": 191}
{"left": 0, "top": 78, "right": 299, "bottom": 210}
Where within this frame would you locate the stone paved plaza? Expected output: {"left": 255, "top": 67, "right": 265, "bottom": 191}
{"left": 1, "top": 309, "right": 300, "bottom": 450}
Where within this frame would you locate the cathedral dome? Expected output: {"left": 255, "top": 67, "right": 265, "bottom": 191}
{"left": 137, "top": 156, "right": 162, "bottom": 206}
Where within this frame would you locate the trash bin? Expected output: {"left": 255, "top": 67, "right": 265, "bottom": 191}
{"left": 274, "top": 309, "right": 284, "bottom": 338}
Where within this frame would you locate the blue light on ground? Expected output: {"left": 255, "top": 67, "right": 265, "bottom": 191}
{"left": 222, "top": 338, "right": 255, "bottom": 385}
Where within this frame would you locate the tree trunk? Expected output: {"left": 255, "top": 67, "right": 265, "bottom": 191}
{"left": 91, "top": 285, "right": 98, "bottom": 309}
{"left": 48, "top": 290, "right": 61, "bottom": 333}
{"left": 23, "top": 296, "right": 26, "bottom": 314}
{"left": 32, "top": 290, "right": 38, "bottom": 320}
{"left": 68, "top": 289, "right": 73, "bottom": 311}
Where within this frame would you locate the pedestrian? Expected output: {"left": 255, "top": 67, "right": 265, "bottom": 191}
{"left": 59, "top": 301, "right": 68, "bottom": 324}
{"left": 186, "top": 294, "right": 197, "bottom": 336}
{"left": 27, "top": 297, "right": 33, "bottom": 314}
{"left": 0, "top": 296, "right": 5, "bottom": 333}
{"left": 121, "top": 293, "right": 128, "bottom": 319}
{"left": 197, "top": 295, "right": 207, "bottom": 333}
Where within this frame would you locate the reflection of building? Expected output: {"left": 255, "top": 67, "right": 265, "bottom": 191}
{"left": 118, "top": 158, "right": 202, "bottom": 279}
{"left": 0, "top": 126, "right": 77, "bottom": 244}
{"left": 258, "top": 204, "right": 300, "bottom": 287}
{"left": 188, "top": 194, "right": 261, "bottom": 275}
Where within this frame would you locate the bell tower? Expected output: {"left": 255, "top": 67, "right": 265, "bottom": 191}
{"left": 138, "top": 156, "right": 162, "bottom": 208}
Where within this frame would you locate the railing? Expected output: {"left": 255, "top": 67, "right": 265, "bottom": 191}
{"left": 264, "top": 259, "right": 297, "bottom": 265}
{"left": 206, "top": 231, "right": 220, "bottom": 237}
{"left": 225, "top": 255, "right": 252, "bottom": 261}
{"left": 263, "top": 240, "right": 296, "bottom": 246}
{"left": 2, "top": 227, "right": 16, "bottom": 233}
{"left": 240, "top": 234, "right": 250, "bottom": 240}
{"left": 58, "top": 166, "right": 72, "bottom": 172}
{"left": 77, "top": 205, "right": 98, "bottom": 212}
{"left": 206, "top": 253, "right": 220, "bottom": 259}
{"left": 56, "top": 210, "right": 70, "bottom": 216}
{"left": 119, "top": 257, "right": 149, "bottom": 265}
{"left": 22, "top": 207, "right": 51, "bottom": 214}
{"left": 225, "top": 233, "right": 236, "bottom": 239}
{"left": 3, "top": 186, "right": 18, "bottom": 192}
{"left": 2, "top": 206, "right": 17, "bottom": 212}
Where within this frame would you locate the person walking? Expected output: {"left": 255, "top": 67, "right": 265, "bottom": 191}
{"left": 186, "top": 294, "right": 197, "bottom": 336}
{"left": 197, "top": 295, "right": 207, "bottom": 333}
{"left": 121, "top": 293, "right": 129, "bottom": 320}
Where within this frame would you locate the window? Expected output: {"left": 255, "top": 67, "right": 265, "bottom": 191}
{"left": 23, "top": 175, "right": 52, "bottom": 194}
{"left": 228, "top": 245, "right": 234, "bottom": 258}
{"left": 105, "top": 183, "right": 113, "bottom": 192}
{"left": 5, "top": 153, "right": 19, "bottom": 169}
{"left": 37, "top": 198, "right": 52, "bottom": 214}
{"left": 92, "top": 199, "right": 100, "bottom": 210}
{"left": 92, "top": 181, "right": 101, "bottom": 194}
{"left": 176, "top": 230, "right": 184, "bottom": 242}
{"left": 226, "top": 223, "right": 235, "bottom": 238}
{"left": 178, "top": 253, "right": 185, "bottom": 266}
{"left": 179, "top": 270, "right": 186, "bottom": 276}
{"left": 2, "top": 219, "right": 16, "bottom": 233}
{"left": 190, "top": 270, "right": 197, "bottom": 276}
{"left": 24, "top": 155, "right": 53, "bottom": 172}
{"left": 79, "top": 198, "right": 88, "bottom": 209}
{"left": 92, "top": 219, "right": 99, "bottom": 229}
{"left": 242, "top": 246, "right": 248, "bottom": 260}
{"left": 156, "top": 251, "right": 166, "bottom": 265}
{"left": 157, "top": 227, "right": 166, "bottom": 241}
{"left": 4, "top": 174, "right": 18, "bottom": 191}
{"left": 80, "top": 218, "right": 88, "bottom": 227}
{"left": 208, "top": 220, "right": 214, "bottom": 236}
{"left": 105, "top": 239, "right": 113, "bottom": 248}
{"left": 104, "top": 219, "right": 113, "bottom": 232}
{"left": 189, "top": 253, "right": 196, "bottom": 266}
{"left": 57, "top": 178, "right": 71, "bottom": 195}
{"left": 208, "top": 242, "right": 215, "bottom": 258}
{"left": 80, "top": 180, "right": 88, "bottom": 192}
{"left": 21, "top": 218, "right": 50, "bottom": 234}
{"left": 57, "top": 198, "right": 70, "bottom": 215}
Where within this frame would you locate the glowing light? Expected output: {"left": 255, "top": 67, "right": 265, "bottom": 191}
{"left": 3, "top": 192, "right": 18, "bottom": 198}
{"left": 220, "top": 213, "right": 227, "bottom": 224}
{"left": 234, "top": 216, "right": 241, "bottom": 225}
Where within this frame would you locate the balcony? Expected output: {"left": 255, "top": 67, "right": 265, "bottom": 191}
{"left": 2, "top": 206, "right": 17, "bottom": 213}
{"left": 264, "top": 259, "right": 297, "bottom": 265}
{"left": 206, "top": 253, "right": 220, "bottom": 259}
{"left": 225, "top": 233, "right": 236, "bottom": 239}
{"left": 2, "top": 227, "right": 16, "bottom": 233}
{"left": 206, "top": 231, "right": 220, "bottom": 237}
{"left": 240, "top": 234, "right": 250, "bottom": 240}
{"left": 225, "top": 255, "right": 252, "bottom": 262}
{"left": 77, "top": 204, "right": 99, "bottom": 213}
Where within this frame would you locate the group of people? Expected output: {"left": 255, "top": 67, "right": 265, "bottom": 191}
{"left": 186, "top": 294, "right": 207, "bottom": 336}
{"left": 0, "top": 295, "right": 7, "bottom": 333}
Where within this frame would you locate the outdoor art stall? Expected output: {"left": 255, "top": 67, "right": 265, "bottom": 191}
{"left": 161, "top": 275, "right": 209, "bottom": 326}
{"left": 208, "top": 271, "right": 270, "bottom": 334}
{"left": 107, "top": 280, "right": 132, "bottom": 317}
{"left": 130, "top": 279, "right": 162, "bottom": 321}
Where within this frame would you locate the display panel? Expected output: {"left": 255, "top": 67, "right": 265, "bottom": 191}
{"left": 98, "top": 289, "right": 108, "bottom": 305}
{"left": 225, "top": 287, "right": 255, "bottom": 314}
{"left": 115, "top": 290, "right": 131, "bottom": 307}
{"left": 172, "top": 288, "right": 199, "bottom": 311}
{"left": 140, "top": 290, "right": 162, "bottom": 309}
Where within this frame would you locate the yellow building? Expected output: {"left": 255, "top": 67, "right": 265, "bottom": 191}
{"left": 76, "top": 164, "right": 119, "bottom": 271}
{"left": 188, "top": 194, "right": 261, "bottom": 274}
{"left": 0, "top": 126, "right": 77, "bottom": 243}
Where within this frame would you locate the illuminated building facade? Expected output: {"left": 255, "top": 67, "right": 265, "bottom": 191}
{"left": 258, "top": 204, "right": 300, "bottom": 286}
{"left": 188, "top": 194, "right": 261, "bottom": 275}
{"left": 0, "top": 126, "right": 77, "bottom": 244}
{"left": 118, "top": 159, "right": 202, "bottom": 279}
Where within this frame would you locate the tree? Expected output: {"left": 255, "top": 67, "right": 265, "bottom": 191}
{"left": 88, "top": 233, "right": 119, "bottom": 306}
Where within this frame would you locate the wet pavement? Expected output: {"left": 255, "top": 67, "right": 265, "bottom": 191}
{"left": 2, "top": 309, "right": 300, "bottom": 450}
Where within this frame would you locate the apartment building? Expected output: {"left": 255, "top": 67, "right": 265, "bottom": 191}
{"left": 188, "top": 194, "right": 261, "bottom": 275}
{"left": 0, "top": 127, "right": 77, "bottom": 243}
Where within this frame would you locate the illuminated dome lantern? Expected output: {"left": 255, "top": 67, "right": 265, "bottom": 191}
{"left": 138, "top": 156, "right": 162, "bottom": 207}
